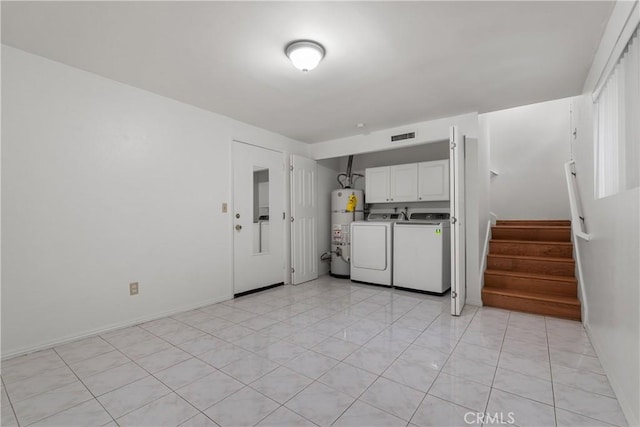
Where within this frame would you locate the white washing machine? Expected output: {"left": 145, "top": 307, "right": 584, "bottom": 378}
{"left": 393, "top": 212, "right": 451, "bottom": 295}
{"left": 350, "top": 213, "right": 401, "bottom": 286}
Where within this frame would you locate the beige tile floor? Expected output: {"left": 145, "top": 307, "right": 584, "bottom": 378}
{"left": 1, "top": 276, "right": 629, "bottom": 426}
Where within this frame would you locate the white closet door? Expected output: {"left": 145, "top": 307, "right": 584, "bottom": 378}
{"left": 290, "top": 154, "right": 318, "bottom": 285}
{"left": 450, "top": 126, "right": 466, "bottom": 316}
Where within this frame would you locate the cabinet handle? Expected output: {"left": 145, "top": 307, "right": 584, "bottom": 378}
{"left": 386, "top": 198, "right": 389, "bottom": 201}
{"left": 418, "top": 197, "right": 422, "bottom": 200}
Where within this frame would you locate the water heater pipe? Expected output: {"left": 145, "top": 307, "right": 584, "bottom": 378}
{"left": 345, "top": 155, "right": 354, "bottom": 188}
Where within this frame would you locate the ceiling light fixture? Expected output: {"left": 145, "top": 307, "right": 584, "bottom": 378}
{"left": 285, "top": 40, "right": 325, "bottom": 72}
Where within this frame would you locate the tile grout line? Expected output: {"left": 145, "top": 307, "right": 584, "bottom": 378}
{"left": 13, "top": 282, "right": 617, "bottom": 427}
{"left": 2, "top": 285, "right": 418, "bottom": 426}
{"left": 325, "top": 287, "right": 429, "bottom": 425}
{"left": 77, "top": 328, "right": 205, "bottom": 423}
{"left": 3, "top": 342, "right": 121, "bottom": 425}
{"left": 1, "top": 375, "right": 21, "bottom": 427}
{"left": 202, "top": 285, "right": 442, "bottom": 425}
{"left": 545, "top": 316, "right": 559, "bottom": 427}
{"left": 481, "top": 310, "right": 512, "bottom": 427}
{"left": 141, "top": 299, "right": 347, "bottom": 426}
{"left": 102, "top": 322, "right": 234, "bottom": 426}
{"left": 258, "top": 287, "right": 439, "bottom": 426}
{"left": 332, "top": 291, "right": 468, "bottom": 424}
{"left": 123, "top": 321, "right": 264, "bottom": 425}
{"left": 406, "top": 305, "right": 484, "bottom": 426}
{"left": 47, "top": 345, "right": 117, "bottom": 427}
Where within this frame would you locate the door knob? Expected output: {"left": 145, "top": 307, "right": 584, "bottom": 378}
{"left": 235, "top": 224, "right": 242, "bottom": 231}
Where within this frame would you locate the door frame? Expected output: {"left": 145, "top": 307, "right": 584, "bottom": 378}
{"left": 449, "top": 127, "right": 466, "bottom": 315}
{"left": 229, "top": 139, "right": 287, "bottom": 297}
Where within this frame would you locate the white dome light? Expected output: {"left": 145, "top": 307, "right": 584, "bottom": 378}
{"left": 286, "top": 41, "right": 325, "bottom": 72}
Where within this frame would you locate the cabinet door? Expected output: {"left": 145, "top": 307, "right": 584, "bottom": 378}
{"left": 365, "top": 166, "right": 390, "bottom": 203}
{"left": 389, "top": 163, "right": 418, "bottom": 202}
{"left": 418, "top": 160, "right": 449, "bottom": 201}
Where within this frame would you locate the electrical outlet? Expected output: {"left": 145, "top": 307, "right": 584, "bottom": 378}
{"left": 129, "top": 282, "right": 139, "bottom": 296}
{"left": 222, "top": 202, "right": 228, "bottom": 213}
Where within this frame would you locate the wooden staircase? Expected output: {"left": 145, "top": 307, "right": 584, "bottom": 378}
{"left": 482, "top": 220, "right": 581, "bottom": 320}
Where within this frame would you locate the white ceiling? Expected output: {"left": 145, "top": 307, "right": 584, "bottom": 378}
{"left": 2, "top": 1, "right": 613, "bottom": 143}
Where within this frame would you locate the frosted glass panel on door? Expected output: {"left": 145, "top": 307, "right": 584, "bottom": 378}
{"left": 253, "top": 167, "right": 269, "bottom": 254}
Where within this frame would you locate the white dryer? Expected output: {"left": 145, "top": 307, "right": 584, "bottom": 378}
{"left": 350, "top": 213, "right": 401, "bottom": 286}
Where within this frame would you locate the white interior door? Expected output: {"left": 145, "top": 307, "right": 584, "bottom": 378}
{"left": 290, "top": 154, "right": 318, "bottom": 285}
{"left": 450, "top": 126, "right": 466, "bottom": 315}
{"left": 233, "top": 141, "right": 284, "bottom": 295}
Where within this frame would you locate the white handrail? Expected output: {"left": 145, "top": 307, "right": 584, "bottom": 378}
{"left": 480, "top": 218, "right": 492, "bottom": 277}
{"left": 564, "top": 161, "right": 591, "bottom": 241}
{"left": 564, "top": 160, "right": 590, "bottom": 323}
{"left": 489, "top": 211, "right": 498, "bottom": 226}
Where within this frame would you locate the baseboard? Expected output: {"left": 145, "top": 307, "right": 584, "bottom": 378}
{"left": 467, "top": 297, "right": 483, "bottom": 306}
{"left": 1, "top": 293, "right": 233, "bottom": 361}
{"left": 584, "top": 323, "right": 637, "bottom": 427}
{"left": 234, "top": 282, "right": 283, "bottom": 298}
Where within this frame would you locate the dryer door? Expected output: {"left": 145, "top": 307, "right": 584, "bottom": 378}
{"left": 351, "top": 224, "right": 388, "bottom": 270}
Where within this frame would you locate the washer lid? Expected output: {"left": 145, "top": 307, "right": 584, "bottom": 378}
{"left": 409, "top": 212, "right": 450, "bottom": 221}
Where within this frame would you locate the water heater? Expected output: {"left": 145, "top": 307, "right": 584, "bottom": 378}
{"left": 331, "top": 189, "right": 365, "bottom": 277}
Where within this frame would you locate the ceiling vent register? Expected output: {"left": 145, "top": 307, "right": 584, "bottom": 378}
{"left": 390, "top": 132, "right": 415, "bottom": 142}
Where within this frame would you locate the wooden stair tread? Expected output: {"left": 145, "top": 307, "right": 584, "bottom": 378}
{"left": 496, "top": 219, "right": 571, "bottom": 225}
{"left": 482, "top": 288, "right": 580, "bottom": 306}
{"left": 484, "top": 218, "right": 580, "bottom": 320}
{"left": 485, "top": 269, "right": 577, "bottom": 283}
{"left": 490, "top": 239, "right": 572, "bottom": 246}
{"left": 487, "top": 253, "right": 574, "bottom": 263}
{"left": 492, "top": 225, "right": 571, "bottom": 230}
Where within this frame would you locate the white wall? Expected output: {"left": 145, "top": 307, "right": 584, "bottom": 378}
{"left": 1, "top": 46, "right": 309, "bottom": 358}
{"left": 569, "top": 3, "right": 639, "bottom": 425}
{"left": 572, "top": 93, "right": 638, "bottom": 427}
{"left": 464, "top": 125, "right": 491, "bottom": 306}
{"left": 310, "top": 113, "right": 478, "bottom": 160}
{"left": 332, "top": 142, "right": 450, "bottom": 171}
{"left": 482, "top": 98, "right": 572, "bottom": 219}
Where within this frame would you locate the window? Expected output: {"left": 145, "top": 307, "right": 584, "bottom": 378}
{"left": 594, "top": 26, "right": 639, "bottom": 198}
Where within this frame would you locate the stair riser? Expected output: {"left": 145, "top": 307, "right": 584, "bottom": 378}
{"left": 496, "top": 220, "right": 571, "bottom": 227}
{"left": 492, "top": 228, "right": 571, "bottom": 242}
{"left": 484, "top": 273, "right": 577, "bottom": 297}
{"left": 487, "top": 257, "right": 575, "bottom": 277}
{"left": 490, "top": 241, "right": 573, "bottom": 258}
{"left": 482, "top": 292, "right": 581, "bottom": 320}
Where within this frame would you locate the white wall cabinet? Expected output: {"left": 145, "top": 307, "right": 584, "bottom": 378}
{"left": 389, "top": 163, "right": 418, "bottom": 202}
{"left": 366, "top": 160, "right": 449, "bottom": 203}
{"left": 418, "top": 160, "right": 449, "bottom": 201}
{"left": 365, "top": 166, "right": 391, "bottom": 203}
